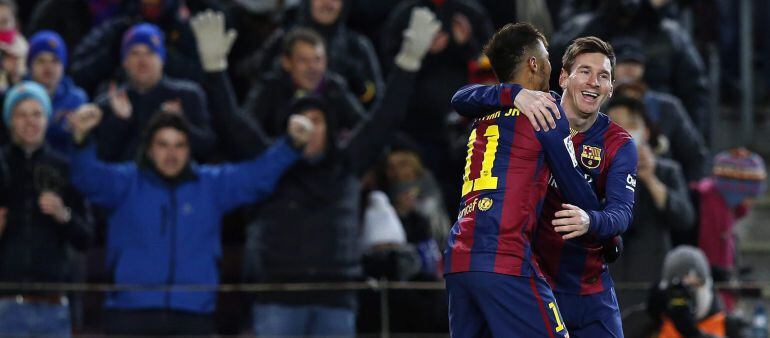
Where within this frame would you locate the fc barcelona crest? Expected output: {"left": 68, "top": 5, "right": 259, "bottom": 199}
{"left": 580, "top": 145, "right": 602, "bottom": 169}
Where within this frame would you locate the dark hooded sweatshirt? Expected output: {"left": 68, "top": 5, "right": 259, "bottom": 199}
{"left": 203, "top": 63, "right": 416, "bottom": 308}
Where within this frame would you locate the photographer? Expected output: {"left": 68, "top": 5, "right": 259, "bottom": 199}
{"left": 625, "top": 246, "right": 745, "bottom": 338}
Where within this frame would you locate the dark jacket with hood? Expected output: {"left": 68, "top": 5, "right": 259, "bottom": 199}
{"left": 203, "top": 62, "right": 417, "bottom": 308}
{"left": 243, "top": 69, "right": 367, "bottom": 138}
{"left": 93, "top": 77, "right": 216, "bottom": 163}
{"left": 237, "top": 0, "right": 384, "bottom": 109}
{"left": 69, "top": 127, "right": 300, "bottom": 313}
{"left": 0, "top": 144, "right": 92, "bottom": 289}
{"left": 550, "top": 1, "right": 710, "bottom": 138}
{"left": 381, "top": 0, "right": 493, "bottom": 142}
{"left": 69, "top": 0, "right": 204, "bottom": 95}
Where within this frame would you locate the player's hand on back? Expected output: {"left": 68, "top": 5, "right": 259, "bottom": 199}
{"left": 552, "top": 203, "right": 590, "bottom": 240}
{"left": 513, "top": 88, "right": 560, "bottom": 132}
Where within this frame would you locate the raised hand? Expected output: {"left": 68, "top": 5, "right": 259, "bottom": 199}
{"left": 451, "top": 13, "right": 472, "bottom": 45}
{"left": 395, "top": 7, "right": 442, "bottom": 71}
{"left": 68, "top": 104, "right": 103, "bottom": 144}
{"left": 287, "top": 114, "right": 315, "bottom": 148}
{"left": 109, "top": 82, "right": 132, "bottom": 120}
{"left": 190, "top": 10, "right": 238, "bottom": 72}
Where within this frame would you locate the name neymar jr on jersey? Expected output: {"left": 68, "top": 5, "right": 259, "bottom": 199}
{"left": 477, "top": 107, "right": 522, "bottom": 121}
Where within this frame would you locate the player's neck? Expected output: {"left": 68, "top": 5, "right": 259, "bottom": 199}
{"left": 560, "top": 95, "right": 599, "bottom": 132}
{"left": 509, "top": 74, "right": 540, "bottom": 91}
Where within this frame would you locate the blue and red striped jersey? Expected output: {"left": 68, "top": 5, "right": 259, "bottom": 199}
{"left": 444, "top": 84, "right": 601, "bottom": 277}
{"left": 535, "top": 114, "right": 637, "bottom": 295}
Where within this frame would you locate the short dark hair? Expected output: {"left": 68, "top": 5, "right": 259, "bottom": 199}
{"left": 483, "top": 22, "right": 547, "bottom": 83}
{"left": 138, "top": 112, "right": 191, "bottom": 159}
{"left": 562, "top": 36, "right": 616, "bottom": 79}
{"left": 282, "top": 28, "right": 325, "bottom": 57}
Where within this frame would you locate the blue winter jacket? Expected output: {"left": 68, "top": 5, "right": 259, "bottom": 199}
{"left": 70, "top": 138, "right": 300, "bottom": 313}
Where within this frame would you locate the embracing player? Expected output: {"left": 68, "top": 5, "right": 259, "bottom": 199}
{"left": 452, "top": 36, "right": 637, "bottom": 338}
{"left": 444, "top": 23, "right": 607, "bottom": 338}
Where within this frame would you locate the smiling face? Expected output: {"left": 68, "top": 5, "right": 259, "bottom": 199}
{"left": 9, "top": 98, "right": 47, "bottom": 150}
{"left": 559, "top": 52, "right": 614, "bottom": 118}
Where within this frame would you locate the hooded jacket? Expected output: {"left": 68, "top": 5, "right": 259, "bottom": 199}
{"left": 237, "top": 0, "right": 384, "bottom": 108}
{"left": 243, "top": 70, "right": 366, "bottom": 138}
{"left": 69, "top": 137, "right": 300, "bottom": 313}
{"left": 203, "top": 62, "right": 416, "bottom": 308}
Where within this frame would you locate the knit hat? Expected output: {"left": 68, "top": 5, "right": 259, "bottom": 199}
{"left": 27, "top": 30, "right": 67, "bottom": 69}
{"left": 360, "top": 191, "right": 407, "bottom": 252}
{"left": 121, "top": 23, "right": 166, "bottom": 62}
{"left": 713, "top": 148, "right": 767, "bottom": 207}
{"left": 0, "top": 29, "right": 28, "bottom": 58}
{"left": 3, "top": 81, "right": 52, "bottom": 125}
{"left": 661, "top": 245, "right": 711, "bottom": 285}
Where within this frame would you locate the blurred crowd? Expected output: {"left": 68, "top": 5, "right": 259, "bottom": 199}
{"left": 0, "top": 0, "right": 767, "bottom": 336}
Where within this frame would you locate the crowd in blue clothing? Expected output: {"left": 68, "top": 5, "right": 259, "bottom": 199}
{"left": 0, "top": 0, "right": 766, "bottom": 336}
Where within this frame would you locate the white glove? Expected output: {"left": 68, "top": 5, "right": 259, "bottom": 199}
{"left": 190, "top": 10, "right": 238, "bottom": 72}
{"left": 395, "top": 7, "right": 441, "bottom": 71}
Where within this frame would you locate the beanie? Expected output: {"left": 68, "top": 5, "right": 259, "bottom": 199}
{"left": 27, "top": 30, "right": 67, "bottom": 68}
{"left": 713, "top": 148, "right": 767, "bottom": 207}
{"left": 661, "top": 245, "right": 711, "bottom": 285}
{"left": 360, "top": 191, "right": 407, "bottom": 252}
{"left": 3, "top": 81, "right": 52, "bottom": 125}
{"left": 121, "top": 23, "right": 166, "bottom": 62}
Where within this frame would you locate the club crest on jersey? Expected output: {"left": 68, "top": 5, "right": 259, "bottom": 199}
{"left": 478, "top": 197, "right": 493, "bottom": 211}
{"left": 580, "top": 145, "right": 602, "bottom": 169}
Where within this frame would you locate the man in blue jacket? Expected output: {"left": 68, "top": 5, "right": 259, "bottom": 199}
{"left": 26, "top": 30, "right": 88, "bottom": 153}
{"left": 66, "top": 104, "right": 314, "bottom": 335}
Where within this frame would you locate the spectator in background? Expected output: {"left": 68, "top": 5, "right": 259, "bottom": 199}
{"left": 242, "top": 28, "right": 367, "bottom": 137}
{"left": 26, "top": 30, "right": 88, "bottom": 153}
{"left": 475, "top": 0, "right": 553, "bottom": 37}
{"left": 26, "top": 0, "right": 101, "bottom": 59}
{"left": 690, "top": 148, "right": 766, "bottom": 311}
{"left": 0, "top": 82, "right": 92, "bottom": 337}
{"left": 66, "top": 104, "right": 313, "bottom": 336}
{"left": 380, "top": 0, "right": 493, "bottom": 213}
{"left": 606, "top": 96, "right": 695, "bottom": 309}
{"left": 238, "top": 0, "right": 384, "bottom": 109}
{"left": 189, "top": 8, "right": 438, "bottom": 336}
{"left": 550, "top": 0, "right": 711, "bottom": 139}
{"left": 70, "top": 0, "right": 205, "bottom": 95}
{"left": 92, "top": 23, "right": 215, "bottom": 162}
{"left": 623, "top": 246, "right": 746, "bottom": 338}
{"left": 385, "top": 134, "right": 448, "bottom": 256}
{"left": 0, "top": 0, "right": 26, "bottom": 95}
{"left": 611, "top": 37, "right": 709, "bottom": 183}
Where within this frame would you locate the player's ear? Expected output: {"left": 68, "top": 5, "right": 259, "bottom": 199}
{"left": 528, "top": 56, "right": 538, "bottom": 73}
{"left": 607, "top": 80, "right": 614, "bottom": 98}
{"left": 558, "top": 68, "right": 568, "bottom": 89}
